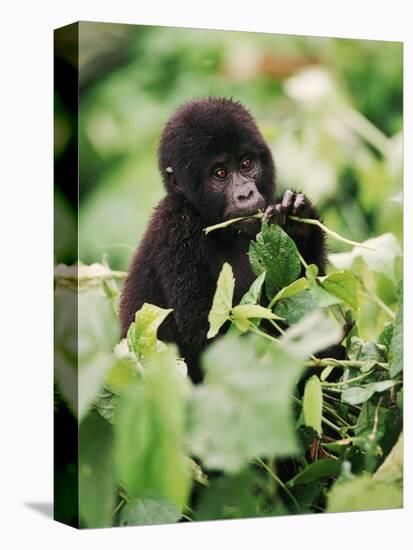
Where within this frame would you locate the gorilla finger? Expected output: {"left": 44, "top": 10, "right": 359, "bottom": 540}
{"left": 263, "top": 204, "right": 286, "bottom": 225}
{"left": 281, "top": 189, "right": 295, "bottom": 211}
{"left": 292, "top": 193, "right": 306, "bottom": 215}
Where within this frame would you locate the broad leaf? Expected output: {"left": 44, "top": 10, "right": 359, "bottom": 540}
{"left": 274, "top": 290, "right": 319, "bottom": 325}
{"left": 249, "top": 222, "right": 301, "bottom": 300}
{"left": 319, "top": 270, "right": 358, "bottom": 310}
{"left": 119, "top": 497, "right": 180, "bottom": 526}
{"left": 79, "top": 411, "right": 115, "bottom": 528}
{"left": 187, "top": 335, "right": 303, "bottom": 472}
{"left": 127, "top": 303, "right": 173, "bottom": 356}
{"left": 342, "top": 380, "right": 397, "bottom": 405}
{"left": 280, "top": 310, "right": 342, "bottom": 359}
{"left": 327, "top": 475, "right": 402, "bottom": 512}
{"left": 329, "top": 233, "right": 402, "bottom": 282}
{"left": 114, "top": 348, "right": 191, "bottom": 509}
{"left": 271, "top": 277, "right": 309, "bottom": 305}
{"left": 207, "top": 263, "right": 235, "bottom": 338}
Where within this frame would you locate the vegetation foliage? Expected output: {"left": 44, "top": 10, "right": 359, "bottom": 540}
{"left": 54, "top": 24, "right": 403, "bottom": 527}
{"left": 54, "top": 214, "right": 403, "bottom": 527}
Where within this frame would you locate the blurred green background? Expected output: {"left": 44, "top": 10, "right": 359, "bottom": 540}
{"left": 54, "top": 21, "right": 403, "bottom": 295}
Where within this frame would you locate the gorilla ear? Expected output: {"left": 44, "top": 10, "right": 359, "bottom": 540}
{"left": 165, "top": 166, "right": 183, "bottom": 193}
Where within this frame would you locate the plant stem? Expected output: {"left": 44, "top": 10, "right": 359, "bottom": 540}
{"left": 204, "top": 212, "right": 263, "bottom": 234}
{"left": 253, "top": 458, "right": 300, "bottom": 513}
{"left": 303, "top": 358, "right": 389, "bottom": 370}
{"left": 322, "top": 370, "right": 373, "bottom": 387}
{"left": 249, "top": 324, "right": 280, "bottom": 344}
{"left": 297, "top": 251, "right": 309, "bottom": 269}
{"left": 288, "top": 216, "right": 374, "bottom": 250}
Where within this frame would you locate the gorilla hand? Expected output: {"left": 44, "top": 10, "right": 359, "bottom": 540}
{"left": 263, "top": 190, "right": 315, "bottom": 239}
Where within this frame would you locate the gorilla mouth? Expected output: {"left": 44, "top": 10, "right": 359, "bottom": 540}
{"left": 224, "top": 206, "right": 262, "bottom": 220}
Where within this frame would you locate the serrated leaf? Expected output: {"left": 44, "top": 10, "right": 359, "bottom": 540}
{"left": 127, "top": 303, "right": 173, "bottom": 356}
{"left": 274, "top": 290, "right": 319, "bottom": 325}
{"left": 207, "top": 263, "right": 235, "bottom": 338}
{"left": 303, "top": 376, "right": 323, "bottom": 435}
{"left": 319, "top": 270, "right": 358, "bottom": 310}
{"left": 79, "top": 411, "right": 115, "bottom": 528}
{"left": 249, "top": 222, "right": 301, "bottom": 300}
{"left": 114, "top": 348, "right": 191, "bottom": 509}
{"left": 187, "top": 335, "right": 302, "bottom": 472}
{"left": 119, "top": 497, "right": 180, "bottom": 526}
{"left": 327, "top": 475, "right": 402, "bottom": 512}
{"left": 389, "top": 282, "right": 403, "bottom": 377}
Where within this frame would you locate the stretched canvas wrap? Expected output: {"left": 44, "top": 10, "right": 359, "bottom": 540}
{"left": 54, "top": 21, "right": 403, "bottom": 528}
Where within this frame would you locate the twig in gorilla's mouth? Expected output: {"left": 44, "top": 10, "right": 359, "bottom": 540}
{"left": 203, "top": 212, "right": 264, "bottom": 234}
{"left": 204, "top": 212, "right": 375, "bottom": 250}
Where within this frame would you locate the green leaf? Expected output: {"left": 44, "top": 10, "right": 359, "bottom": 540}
{"left": 187, "top": 335, "right": 303, "bottom": 473}
{"left": 78, "top": 290, "right": 119, "bottom": 363}
{"left": 232, "top": 304, "right": 283, "bottom": 320}
{"left": 327, "top": 475, "right": 402, "bottom": 512}
{"left": 319, "top": 270, "right": 358, "bottom": 310}
{"left": 127, "top": 303, "right": 173, "bottom": 356}
{"left": 114, "top": 348, "right": 191, "bottom": 509}
{"left": 79, "top": 411, "right": 115, "bottom": 528}
{"left": 374, "top": 433, "right": 403, "bottom": 482}
{"left": 239, "top": 271, "right": 266, "bottom": 305}
{"left": 288, "top": 458, "right": 340, "bottom": 487}
{"left": 309, "top": 281, "right": 342, "bottom": 308}
{"left": 348, "top": 337, "right": 387, "bottom": 363}
{"left": 249, "top": 221, "right": 301, "bottom": 300}
{"left": 119, "top": 497, "right": 181, "bottom": 526}
{"left": 78, "top": 352, "right": 115, "bottom": 420}
{"left": 274, "top": 290, "right": 319, "bottom": 325}
{"left": 377, "top": 322, "right": 394, "bottom": 351}
{"left": 270, "top": 277, "right": 309, "bottom": 306}
{"left": 195, "top": 470, "right": 271, "bottom": 520}
{"left": 207, "top": 263, "right": 235, "bottom": 338}
{"left": 55, "top": 348, "right": 115, "bottom": 421}
{"left": 280, "top": 310, "right": 342, "bottom": 359}
{"left": 342, "top": 380, "right": 397, "bottom": 405}
{"left": 389, "top": 282, "right": 403, "bottom": 377}
{"left": 329, "top": 233, "right": 402, "bottom": 282}
{"left": 303, "top": 376, "right": 323, "bottom": 435}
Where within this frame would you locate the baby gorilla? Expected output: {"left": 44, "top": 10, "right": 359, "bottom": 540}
{"left": 120, "top": 97, "right": 326, "bottom": 382}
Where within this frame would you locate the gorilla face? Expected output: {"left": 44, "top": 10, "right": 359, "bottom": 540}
{"left": 158, "top": 97, "right": 276, "bottom": 230}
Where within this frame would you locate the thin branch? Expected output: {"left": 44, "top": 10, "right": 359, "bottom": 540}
{"left": 288, "top": 216, "right": 374, "bottom": 250}
{"left": 253, "top": 457, "right": 300, "bottom": 513}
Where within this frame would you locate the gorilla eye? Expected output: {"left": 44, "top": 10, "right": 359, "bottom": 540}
{"left": 215, "top": 167, "right": 227, "bottom": 179}
{"left": 241, "top": 158, "right": 253, "bottom": 170}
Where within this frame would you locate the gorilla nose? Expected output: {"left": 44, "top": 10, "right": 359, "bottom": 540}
{"left": 235, "top": 188, "right": 254, "bottom": 202}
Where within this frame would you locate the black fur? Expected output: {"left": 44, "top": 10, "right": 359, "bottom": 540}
{"left": 120, "top": 98, "right": 327, "bottom": 382}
